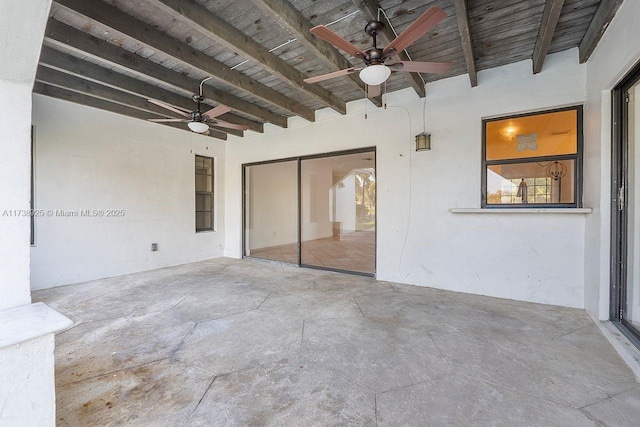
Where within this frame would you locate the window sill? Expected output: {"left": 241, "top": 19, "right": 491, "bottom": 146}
{"left": 450, "top": 208, "right": 592, "bottom": 214}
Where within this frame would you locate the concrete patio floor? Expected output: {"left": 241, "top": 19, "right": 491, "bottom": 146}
{"left": 33, "top": 258, "right": 640, "bottom": 426}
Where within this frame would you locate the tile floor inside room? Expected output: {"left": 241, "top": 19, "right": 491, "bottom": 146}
{"left": 248, "top": 230, "right": 375, "bottom": 274}
{"left": 33, "top": 258, "right": 640, "bottom": 426}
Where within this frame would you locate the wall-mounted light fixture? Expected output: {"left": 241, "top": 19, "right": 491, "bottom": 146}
{"left": 415, "top": 132, "right": 431, "bottom": 151}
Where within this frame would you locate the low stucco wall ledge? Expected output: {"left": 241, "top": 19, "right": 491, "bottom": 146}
{"left": 450, "top": 208, "right": 593, "bottom": 214}
{"left": 0, "top": 302, "right": 72, "bottom": 349}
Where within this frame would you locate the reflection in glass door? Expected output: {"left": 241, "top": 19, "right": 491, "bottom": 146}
{"left": 300, "top": 151, "right": 376, "bottom": 275}
{"left": 244, "top": 160, "right": 298, "bottom": 263}
{"left": 613, "top": 65, "right": 640, "bottom": 344}
{"left": 243, "top": 148, "right": 376, "bottom": 277}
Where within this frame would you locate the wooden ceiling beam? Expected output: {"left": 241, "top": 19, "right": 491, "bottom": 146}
{"left": 248, "top": 0, "right": 381, "bottom": 108}
{"left": 351, "top": 0, "right": 426, "bottom": 98}
{"left": 150, "top": 0, "right": 349, "bottom": 114}
{"left": 533, "top": 0, "right": 565, "bottom": 74}
{"left": 36, "top": 66, "right": 237, "bottom": 138}
{"left": 33, "top": 82, "right": 227, "bottom": 140}
{"left": 579, "top": 0, "right": 623, "bottom": 63}
{"left": 44, "top": 19, "right": 287, "bottom": 128}
{"left": 453, "top": 0, "right": 478, "bottom": 87}
{"left": 53, "top": 0, "right": 314, "bottom": 122}
{"left": 36, "top": 66, "right": 181, "bottom": 118}
{"left": 38, "top": 46, "right": 263, "bottom": 134}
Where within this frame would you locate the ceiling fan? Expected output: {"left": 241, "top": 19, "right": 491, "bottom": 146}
{"left": 305, "top": 6, "right": 453, "bottom": 96}
{"left": 147, "top": 89, "right": 249, "bottom": 134}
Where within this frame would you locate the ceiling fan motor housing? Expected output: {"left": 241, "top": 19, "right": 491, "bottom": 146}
{"left": 191, "top": 94, "right": 206, "bottom": 121}
{"left": 364, "top": 20, "right": 385, "bottom": 38}
{"left": 365, "top": 47, "right": 385, "bottom": 65}
{"left": 363, "top": 21, "right": 396, "bottom": 65}
{"left": 303, "top": 6, "right": 451, "bottom": 86}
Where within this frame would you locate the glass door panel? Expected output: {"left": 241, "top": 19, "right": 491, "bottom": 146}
{"left": 625, "top": 82, "right": 640, "bottom": 332}
{"left": 244, "top": 161, "right": 298, "bottom": 264}
{"left": 300, "top": 151, "right": 376, "bottom": 274}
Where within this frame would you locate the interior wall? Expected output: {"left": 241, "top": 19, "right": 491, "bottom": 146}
{"left": 583, "top": 0, "right": 640, "bottom": 320}
{"left": 30, "top": 94, "right": 226, "bottom": 290}
{"left": 245, "top": 161, "right": 298, "bottom": 251}
{"left": 244, "top": 155, "right": 370, "bottom": 252}
{"left": 301, "top": 158, "right": 334, "bottom": 242}
{"left": 333, "top": 174, "right": 357, "bottom": 233}
{"left": 226, "top": 49, "right": 588, "bottom": 308}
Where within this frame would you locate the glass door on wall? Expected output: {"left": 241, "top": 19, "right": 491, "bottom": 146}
{"left": 300, "top": 151, "right": 376, "bottom": 275}
{"left": 244, "top": 160, "right": 299, "bottom": 264}
{"left": 613, "top": 66, "right": 640, "bottom": 344}
{"left": 243, "top": 148, "right": 376, "bottom": 277}
{"left": 623, "top": 80, "right": 640, "bottom": 332}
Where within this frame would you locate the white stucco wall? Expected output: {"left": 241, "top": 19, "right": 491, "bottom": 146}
{"left": 0, "top": 2, "right": 68, "bottom": 426}
{"left": 583, "top": 0, "right": 640, "bottom": 320}
{"left": 226, "top": 49, "right": 588, "bottom": 308}
{"left": 0, "top": 0, "right": 52, "bottom": 311}
{"left": 0, "top": 336, "right": 56, "bottom": 426}
{"left": 30, "top": 95, "right": 226, "bottom": 289}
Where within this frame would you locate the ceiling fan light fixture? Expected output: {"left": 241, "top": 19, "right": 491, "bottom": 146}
{"left": 359, "top": 64, "right": 391, "bottom": 86}
{"left": 188, "top": 121, "right": 209, "bottom": 133}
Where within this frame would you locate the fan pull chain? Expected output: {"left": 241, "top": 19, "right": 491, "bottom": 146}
{"left": 364, "top": 85, "right": 369, "bottom": 120}
{"left": 384, "top": 80, "right": 388, "bottom": 109}
{"left": 365, "top": 85, "right": 368, "bottom": 119}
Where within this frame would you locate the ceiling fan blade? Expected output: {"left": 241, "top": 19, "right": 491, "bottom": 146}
{"left": 310, "top": 25, "right": 366, "bottom": 59}
{"left": 389, "top": 61, "right": 453, "bottom": 74}
{"left": 210, "top": 119, "right": 250, "bottom": 131}
{"left": 148, "top": 99, "right": 191, "bottom": 118}
{"left": 383, "top": 6, "right": 447, "bottom": 56}
{"left": 202, "top": 105, "right": 231, "bottom": 120}
{"left": 367, "top": 84, "right": 381, "bottom": 98}
{"left": 148, "top": 118, "right": 188, "bottom": 123}
{"left": 304, "top": 67, "right": 362, "bottom": 84}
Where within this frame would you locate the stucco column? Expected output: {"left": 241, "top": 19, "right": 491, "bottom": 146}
{"left": 0, "top": 2, "right": 72, "bottom": 426}
{"left": 0, "top": 0, "right": 51, "bottom": 310}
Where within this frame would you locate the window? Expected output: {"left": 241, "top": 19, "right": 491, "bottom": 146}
{"left": 482, "top": 106, "right": 583, "bottom": 208}
{"left": 195, "top": 155, "right": 214, "bottom": 232}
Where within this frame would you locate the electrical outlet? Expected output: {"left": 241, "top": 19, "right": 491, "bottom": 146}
{"left": 151, "top": 243, "right": 158, "bottom": 252}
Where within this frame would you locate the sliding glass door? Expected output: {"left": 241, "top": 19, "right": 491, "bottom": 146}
{"left": 243, "top": 148, "right": 376, "bottom": 276}
{"left": 300, "top": 152, "right": 375, "bottom": 274}
{"left": 612, "top": 63, "right": 640, "bottom": 345}
{"left": 244, "top": 160, "right": 298, "bottom": 264}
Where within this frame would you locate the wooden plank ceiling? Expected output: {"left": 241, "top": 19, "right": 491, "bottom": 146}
{"left": 35, "top": 0, "right": 621, "bottom": 140}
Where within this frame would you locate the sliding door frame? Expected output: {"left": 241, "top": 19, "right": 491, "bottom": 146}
{"left": 242, "top": 147, "right": 377, "bottom": 278}
{"left": 242, "top": 156, "right": 298, "bottom": 263}
{"left": 611, "top": 59, "right": 640, "bottom": 348}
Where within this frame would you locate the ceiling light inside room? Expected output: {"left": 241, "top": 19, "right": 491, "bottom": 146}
{"left": 359, "top": 64, "right": 391, "bottom": 86}
{"left": 188, "top": 121, "right": 209, "bottom": 133}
